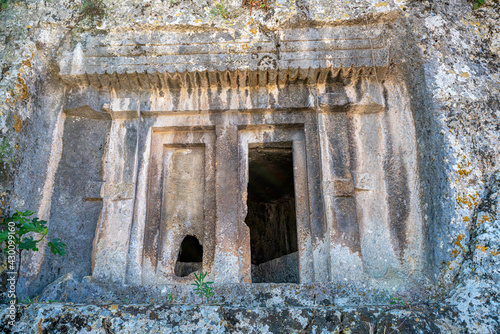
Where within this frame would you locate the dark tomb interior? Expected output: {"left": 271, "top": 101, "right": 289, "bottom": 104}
{"left": 175, "top": 235, "right": 203, "bottom": 277}
{"left": 245, "top": 143, "right": 299, "bottom": 283}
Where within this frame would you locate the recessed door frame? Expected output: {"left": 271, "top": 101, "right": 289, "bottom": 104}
{"left": 238, "top": 125, "right": 314, "bottom": 283}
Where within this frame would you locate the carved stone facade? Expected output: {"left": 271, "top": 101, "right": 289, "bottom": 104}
{"left": 29, "top": 22, "right": 425, "bottom": 291}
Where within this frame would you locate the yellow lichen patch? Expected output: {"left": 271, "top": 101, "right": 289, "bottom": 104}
{"left": 194, "top": 19, "right": 202, "bottom": 23}
{"left": 476, "top": 245, "right": 488, "bottom": 252}
{"left": 491, "top": 250, "right": 499, "bottom": 256}
{"left": 452, "top": 249, "right": 459, "bottom": 257}
{"left": 109, "top": 304, "right": 119, "bottom": 310}
{"left": 13, "top": 115, "right": 22, "bottom": 133}
{"left": 15, "top": 74, "right": 29, "bottom": 100}
{"left": 454, "top": 233, "right": 466, "bottom": 250}
{"left": 460, "top": 72, "right": 470, "bottom": 78}
{"left": 242, "top": 44, "right": 248, "bottom": 50}
{"left": 456, "top": 193, "right": 478, "bottom": 209}
{"left": 478, "top": 215, "right": 491, "bottom": 225}
{"left": 463, "top": 216, "right": 470, "bottom": 222}
{"left": 456, "top": 156, "right": 471, "bottom": 175}
{"left": 374, "top": 2, "right": 389, "bottom": 7}
{"left": 37, "top": 319, "right": 42, "bottom": 334}
{"left": 250, "top": 29, "right": 257, "bottom": 34}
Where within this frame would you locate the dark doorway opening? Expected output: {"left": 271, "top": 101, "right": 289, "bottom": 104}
{"left": 175, "top": 235, "right": 203, "bottom": 277}
{"left": 245, "top": 142, "right": 299, "bottom": 283}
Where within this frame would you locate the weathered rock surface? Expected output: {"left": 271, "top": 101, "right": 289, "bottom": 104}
{"left": 0, "top": 303, "right": 454, "bottom": 334}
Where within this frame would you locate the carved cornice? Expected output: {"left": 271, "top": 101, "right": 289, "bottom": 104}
{"left": 59, "top": 25, "right": 390, "bottom": 89}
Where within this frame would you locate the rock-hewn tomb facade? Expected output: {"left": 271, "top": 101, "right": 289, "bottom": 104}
{"left": 37, "top": 23, "right": 427, "bottom": 290}
{"left": 1, "top": 0, "right": 499, "bottom": 332}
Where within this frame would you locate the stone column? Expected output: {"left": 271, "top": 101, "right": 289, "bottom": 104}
{"left": 213, "top": 123, "right": 247, "bottom": 282}
{"left": 318, "top": 109, "right": 360, "bottom": 248}
{"left": 293, "top": 140, "right": 315, "bottom": 283}
{"left": 312, "top": 82, "right": 369, "bottom": 283}
{"left": 317, "top": 106, "right": 364, "bottom": 281}
{"left": 304, "top": 114, "right": 330, "bottom": 282}
{"left": 345, "top": 77, "right": 399, "bottom": 279}
{"left": 91, "top": 100, "right": 140, "bottom": 283}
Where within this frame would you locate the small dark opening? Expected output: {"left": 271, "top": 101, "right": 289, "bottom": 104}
{"left": 245, "top": 143, "right": 299, "bottom": 283}
{"left": 175, "top": 235, "right": 203, "bottom": 277}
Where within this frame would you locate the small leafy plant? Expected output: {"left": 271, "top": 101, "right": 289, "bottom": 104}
{"left": 473, "top": 0, "right": 484, "bottom": 9}
{"left": 211, "top": 2, "right": 230, "bottom": 19}
{"left": 0, "top": 210, "right": 66, "bottom": 282}
{"left": 167, "top": 292, "right": 175, "bottom": 304}
{"left": 20, "top": 296, "right": 33, "bottom": 304}
{"left": 0, "top": 0, "right": 9, "bottom": 11}
{"left": 390, "top": 296, "right": 406, "bottom": 306}
{"left": 191, "top": 271, "right": 214, "bottom": 303}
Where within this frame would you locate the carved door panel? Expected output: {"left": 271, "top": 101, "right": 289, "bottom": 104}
{"left": 142, "top": 130, "right": 216, "bottom": 284}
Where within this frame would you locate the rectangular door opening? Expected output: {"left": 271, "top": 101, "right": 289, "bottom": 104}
{"left": 245, "top": 142, "right": 299, "bottom": 283}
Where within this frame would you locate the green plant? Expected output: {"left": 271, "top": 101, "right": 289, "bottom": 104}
{"left": 191, "top": 271, "right": 214, "bottom": 303}
{"left": 0, "top": 0, "right": 9, "bottom": 11}
{"left": 20, "top": 296, "right": 33, "bottom": 304}
{"left": 79, "top": 0, "right": 107, "bottom": 20}
{"left": 167, "top": 292, "right": 174, "bottom": 304}
{"left": 211, "top": 2, "right": 230, "bottom": 19}
{"left": 0, "top": 210, "right": 66, "bottom": 283}
{"left": 473, "top": 0, "right": 484, "bottom": 9}
{"left": 389, "top": 296, "right": 406, "bottom": 306}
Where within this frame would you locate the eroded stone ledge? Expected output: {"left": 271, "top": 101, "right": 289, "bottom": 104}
{"left": 1, "top": 302, "right": 454, "bottom": 334}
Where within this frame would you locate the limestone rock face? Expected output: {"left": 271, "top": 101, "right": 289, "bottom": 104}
{"left": 0, "top": 0, "right": 498, "bottom": 332}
